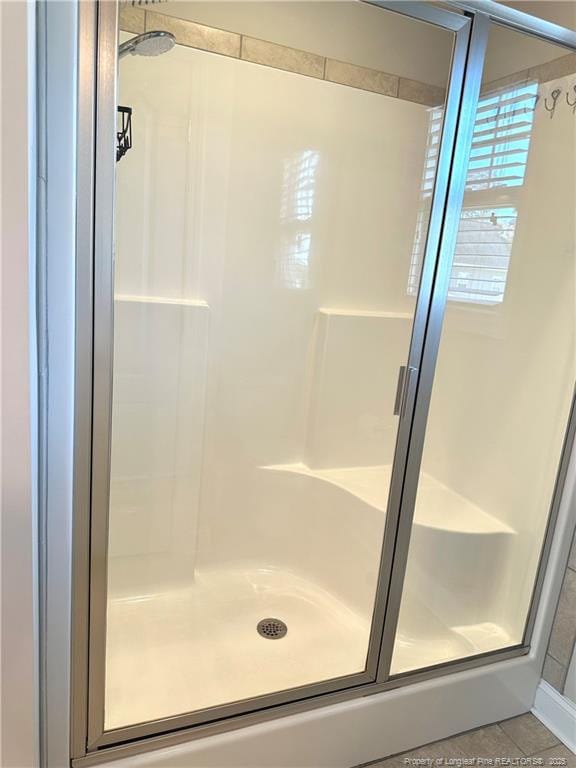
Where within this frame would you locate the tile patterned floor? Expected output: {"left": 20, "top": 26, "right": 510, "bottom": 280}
{"left": 358, "top": 713, "right": 576, "bottom": 767}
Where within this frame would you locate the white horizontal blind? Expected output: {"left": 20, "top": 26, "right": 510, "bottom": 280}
{"left": 467, "top": 82, "right": 538, "bottom": 192}
{"left": 409, "top": 81, "right": 538, "bottom": 305}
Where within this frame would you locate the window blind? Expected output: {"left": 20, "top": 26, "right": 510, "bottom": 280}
{"left": 409, "top": 81, "right": 538, "bottom": 305}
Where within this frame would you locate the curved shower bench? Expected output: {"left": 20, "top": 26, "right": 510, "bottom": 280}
{"left": 261, "top": 462, "right": 516, "bottom": 673}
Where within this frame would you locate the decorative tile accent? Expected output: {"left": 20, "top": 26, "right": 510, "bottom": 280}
{"left": 482, "top": 55, "right": 576, "bottom": 95}
{"left": 119, "top": 4, "right": 145, "bottom": 35}
{"left": 548, "top": 566, "right": 576, "bottom": 668}
{"left": 481, "top": 70, "right": 533, "bottom": 95}
{"left": 325, "top": 59, "right": 398, "bottom": 97}
{"left": 530, "top": 53, "right": 576, "bottom": 84}
{"left": 120, "top": 8, "right": 444, "bottom": 106}
{"left": 398, "top": 77, "right": 445, "bottom": 106}
{"left": 120, "top": 6, "right": 576, "bottom": 114}
{"left": 499, "top": 713, "right": 559, "bottom": 756}
{"left": 543, "top": 652, "right": 567, "bottom": 690}
{"left": 145, "top": 11, "right": 241, "bottom": 58}
{"left": 241, "top": 37, "right": 324, "bottom": 79}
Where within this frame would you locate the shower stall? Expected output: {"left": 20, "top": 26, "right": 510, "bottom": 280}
{"left": 67, "top": 0, "right": 576, "bottom": 763}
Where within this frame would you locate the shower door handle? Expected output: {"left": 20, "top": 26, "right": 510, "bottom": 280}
{"left": 393, "top": 365, "right": 418, "bottom": 417}
{"left": 393, "top": 366, "right": 407, "bottom": 416}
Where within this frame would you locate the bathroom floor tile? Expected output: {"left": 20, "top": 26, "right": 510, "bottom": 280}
{"left": 533, "top": 744, "right": 576, "bottom": 768}
{"left": 354, "top": 715, "right": 573, "bottom": 768}
{"left": 450, "top": 723, "right": 525, "bottom": 758}
{"left": 375, "top": 737, "right": 468, "bottom": 766}
{"left": 499, "top": 712, "right": 560, "bottom": 755}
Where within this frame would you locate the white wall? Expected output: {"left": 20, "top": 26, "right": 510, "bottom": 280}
{"left": 0, "top": 2, "right": 38, "bottom": 767}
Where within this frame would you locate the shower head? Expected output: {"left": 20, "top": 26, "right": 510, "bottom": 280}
{"left": 118, "top": 30, "right": 176, "bottom": 60}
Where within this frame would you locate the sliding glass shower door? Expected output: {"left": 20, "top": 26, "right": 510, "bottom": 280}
{"left": 89, "top": 0, "right": 461, "bottom": 745}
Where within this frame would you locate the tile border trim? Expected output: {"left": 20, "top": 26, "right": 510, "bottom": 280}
{"left": 120, "top": 4, "right": 576, "bottom": 103}
{"left": 119, "top": 5, "right": 444, "bottom": 106}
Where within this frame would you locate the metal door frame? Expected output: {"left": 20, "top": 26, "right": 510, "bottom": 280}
{"left": 69, "top": 0, "right": 576, "bottom": 760}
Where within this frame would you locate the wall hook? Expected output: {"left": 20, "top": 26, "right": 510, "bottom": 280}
{"left": 545, "top": 88, "right": 562, "bottom": 119}
{"left": 567, "top": 85, "right": 576, "bottom": 114}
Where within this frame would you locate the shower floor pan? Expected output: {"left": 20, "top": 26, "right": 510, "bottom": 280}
{"left": 105, "top": 566, "right": 369, "bottom": 730}
{"left": 105, "top": 561, "right": 512, "bottom": 731}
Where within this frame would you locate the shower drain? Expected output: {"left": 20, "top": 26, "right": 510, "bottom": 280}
{"left": 257, "top": 618, "right": 288, "bottom": 639}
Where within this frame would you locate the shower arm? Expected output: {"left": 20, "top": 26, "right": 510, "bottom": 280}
{"left": 118, "top": 39, "right": 137, "bottom": 60}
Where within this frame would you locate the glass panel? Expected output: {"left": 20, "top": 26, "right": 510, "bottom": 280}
{"left": 107, "top": 1, "right": 453, "bottom": 729}
{"left": 392, "top": 24, "right": 576, "bottom": 675}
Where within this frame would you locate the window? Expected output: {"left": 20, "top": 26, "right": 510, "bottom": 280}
{"left": 409, "top": 81, "right": 538, "bottom": 305}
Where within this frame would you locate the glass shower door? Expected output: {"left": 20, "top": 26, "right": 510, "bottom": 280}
{"left": 390, "top": 21, "right": 576, "bottom": 676}
{"left": 90, "top": 0, "right": 463, "bottom": 744}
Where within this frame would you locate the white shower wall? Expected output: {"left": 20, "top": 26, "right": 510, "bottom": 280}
{"left": 109, "top": 296, "right": 209, "bottom": 594}
{"left": 111, "top": 35, "right": 430, "bottom": 596}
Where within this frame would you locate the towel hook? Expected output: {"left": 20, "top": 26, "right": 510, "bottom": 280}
{"left": 567, "top": 85, "right": 576, "bottom": 114}
{"left": 545, "top": 88, "right": 562, "bottom": 119}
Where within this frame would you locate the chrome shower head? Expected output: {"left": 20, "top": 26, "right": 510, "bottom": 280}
{"left": 118, "top": 30, "right": 176, "bottom": 60}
